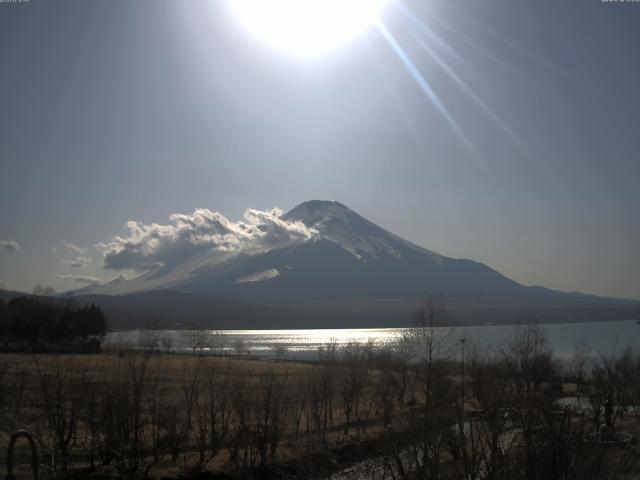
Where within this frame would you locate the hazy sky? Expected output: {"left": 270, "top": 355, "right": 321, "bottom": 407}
{"left": 1, "top": 0, "right": 639, "bottom": 299}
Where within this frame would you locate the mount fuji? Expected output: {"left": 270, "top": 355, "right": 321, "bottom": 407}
{"left": 69, "top": 200, "right": 637, "bottom": 328}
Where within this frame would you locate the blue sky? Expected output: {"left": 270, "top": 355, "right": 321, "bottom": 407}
{"left": 1, "top": 0, "right": 639, "bottom": 299}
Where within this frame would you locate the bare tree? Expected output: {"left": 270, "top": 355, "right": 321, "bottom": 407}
{"left": 289, "top": 376, "right": 308, "bottom": 441}
{"left": 180, "top": 358, "right": 204, "bottom": 432}
{"left": 160, "top": 334, "right": 174, "bottom": 353}
{"left": 591, "top": 345, "right": 635, "bottom": 434}
{"left": 392, "top": 330, "right": 416, "bottom": 405}
{"left": 254, "top": 368, "right": 290, "bottom": 467}
{"left": 146, "top": 360, "right": 166, "bottom": 463}
{"left": 233, "top": 337, "right": 248, "bottom": 356}
{"left": 567, "top": 339, "right": 591, "bottom": 383}
{"left": 317, "top": 339, "right": 338, "bottom": 431}
{"left": 127, "top": 354, "right": 150, "bottom": 468}
{"left": 498, "top": 322, "right": 559, "bottom": 479}
{"left": 76, "top": 358, "right": 107, "bottom": 471}
{"left": 272, "top": 342, "right": 289, "bottom": 361}
{"left": 382, "top": 296, "right": 457, "bottom": 480}
{"left": 373, "top": 346, "right": 399, "bottom": 430}
{"left": 32, "top": 357, "right": 78, "bottom": 477}
{"left": 302, "top": 369, "right": 327, "bottom": 445}
{"left": 0, "top": 356, "right": 26, "bottom": 435}
{"left": 139, "top": 330, "right": 161, "bottom": 354}
{"left": 183, "top": 325, "right": 207, "bottom": 355}
{"left": 339, "top": 340, "right": 369, "bottom": 435}
{"left": 209, "top": 331, "right": 227, "bottom": 355}
{"left": 204, "top": 361, "right": 232, "bottom": 463}
{"left": 228, "top": 378, "right": 254, "bottom": 468}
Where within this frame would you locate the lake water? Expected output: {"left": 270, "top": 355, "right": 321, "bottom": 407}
{"left": 105, "top": 319, "right": 640, "bottom": 360}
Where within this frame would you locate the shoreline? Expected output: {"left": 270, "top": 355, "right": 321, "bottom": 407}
{"left": 104, "top": 316, "right": 638, "bottom": 333}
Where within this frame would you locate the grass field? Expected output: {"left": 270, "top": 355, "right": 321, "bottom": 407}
{"left": 0, "top": 352, "right": 395, "bottom": 479}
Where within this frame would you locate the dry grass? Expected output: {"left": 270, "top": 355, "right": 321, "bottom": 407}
{"left": 0, "top": 352, "right": 392, "bottom": 479}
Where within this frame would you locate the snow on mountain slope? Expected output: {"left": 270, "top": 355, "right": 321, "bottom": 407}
{"left": 236, "top": 268, "right": 281, "bottom": 284}
{"left": 282, "top": 200, "right": 444, "bottom": 264}
{"left": 83, "top": 249, "right": 239, "bottom": 295}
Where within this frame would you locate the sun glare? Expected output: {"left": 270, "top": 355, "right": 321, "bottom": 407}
{"left": 229, "top": 0, "right": 388, "bottom": 55}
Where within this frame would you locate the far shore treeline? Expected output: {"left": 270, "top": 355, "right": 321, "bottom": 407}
{"left": 0, "top": 296, "right": 107, "bottom": 352}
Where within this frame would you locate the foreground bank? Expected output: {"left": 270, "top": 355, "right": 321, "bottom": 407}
{"left": 2, "top": 322, "right": 640, "bottom": 479}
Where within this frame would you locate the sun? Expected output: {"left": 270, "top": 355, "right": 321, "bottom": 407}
{"left": 228, "top": 0, "right": 388, "bottom": 56}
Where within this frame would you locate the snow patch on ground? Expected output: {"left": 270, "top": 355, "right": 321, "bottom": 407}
{"left": 236, "top": 268, "right": 281, "bottom": 284}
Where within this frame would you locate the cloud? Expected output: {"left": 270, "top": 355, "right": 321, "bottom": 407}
{"left": 56, "top": 274, "right": 102, "bottom": 285}
{"left": 98, "top": 207, "right": 317, "bottom": 272}
{"left": 61, "top": 256, "right": 92, "bottom": 268}
{"left": 1, "top": 239, "right": 20, "bottom": 252}
{"left": 61, "top": 242, "right": 87, "bottom": 254}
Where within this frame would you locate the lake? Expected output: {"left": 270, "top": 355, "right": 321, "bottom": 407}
{"left": 105, "top": 319, "right": 640, "bottom": 360}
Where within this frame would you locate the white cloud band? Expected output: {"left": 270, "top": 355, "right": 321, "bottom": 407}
{"left": 98, "top": 207, "right": 317, "bottom": 272}
{"left": 56, "top": 274, "right": 102, "bottom": 285}
{"left": 1, "top": 239, "right": 20, "bottom": 253}
{"left": 62, "top": 256, "right": 92, "bottom": 268}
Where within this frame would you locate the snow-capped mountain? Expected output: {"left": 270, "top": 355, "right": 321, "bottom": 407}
{"left": 79, "top": 200, "right": 600, "bottom": 307}
{"left": 51, "top": 200, "right": 637, "bottom": 327}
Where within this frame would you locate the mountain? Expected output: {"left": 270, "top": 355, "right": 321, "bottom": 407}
{"left": 0, "top": 288, "right": 34, "bottom": 302}
{"left": 67, "top": 200, "right": 637, "bottom": 327}
{"left": 173, "top": 201, "right": 525, "bottom": 303}
{"left": 80, "top": 200, "right": 516, "bottom": 300}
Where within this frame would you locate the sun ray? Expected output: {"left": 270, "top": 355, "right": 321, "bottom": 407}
{"left": 377, "top": 19, "right": 486, "bottom": 168}
{"left": 402, "top": 17, "right": 541, "bottom": 165}
{"left": 396, "top": 4, "right": 557, "bottom": 184}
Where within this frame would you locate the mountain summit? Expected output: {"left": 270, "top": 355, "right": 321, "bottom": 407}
{"left": 282, "top": 200, "right": 443, "bottom": 263}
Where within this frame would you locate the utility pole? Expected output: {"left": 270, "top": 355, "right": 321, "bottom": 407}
{"left": 460, "top": 338, "right": 466, "bottom": 405}
{"left": 459, "top": 337, "right": 468, "bottom": 479}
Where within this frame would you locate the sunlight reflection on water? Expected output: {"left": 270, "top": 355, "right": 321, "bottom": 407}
{"left": 104, "top": 320, "right": 640, "bottom": 360}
